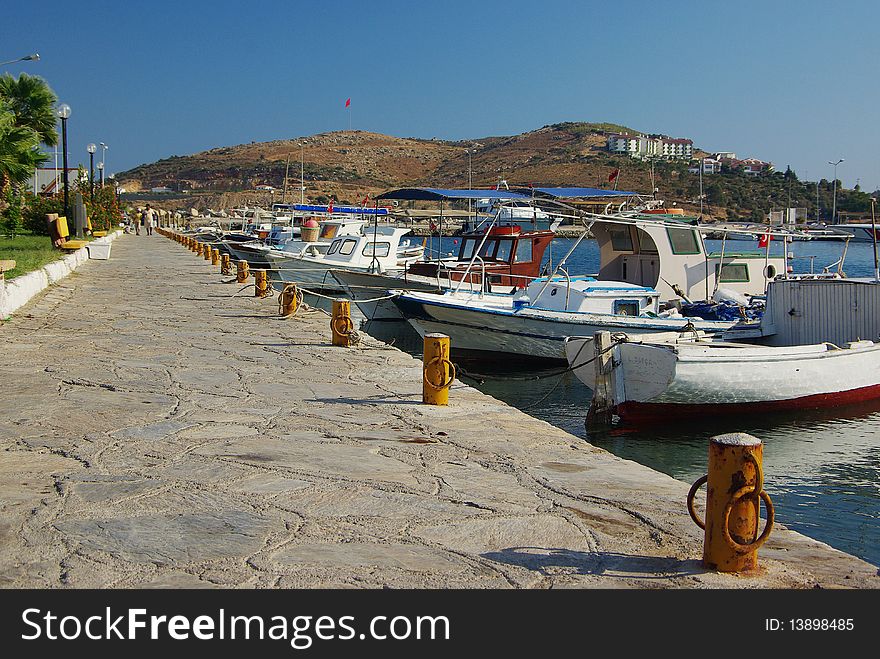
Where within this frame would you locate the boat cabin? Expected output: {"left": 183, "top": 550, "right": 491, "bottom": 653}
{"left": 406, "top": 225, "right": 554, "bottom": 288}
{"left": 515, "top": 276, "right": 660, "bottom": 315}
{"left": 321, "top": 226, "right": 423, "bottom": 272}
{"left": 592, "top": 214, "right": 786, "bottom": 303}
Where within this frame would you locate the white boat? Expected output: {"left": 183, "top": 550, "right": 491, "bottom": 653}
{"left": 226, "top": 217, "right": 367, "bottom": 272}
{"left": 392, "top": 276, "right": 750, "bottom": 361}
{"left": 331, "top": 223, "right": 556, "bottom": 321}
{"left": 264, "top": 224, "right": 424, "bottom": 292}
{"left": 564, "top": 332, "right": 880, "bottom": 423}
{"left": 833, "top": 223, "right": 880, "bottom": 242}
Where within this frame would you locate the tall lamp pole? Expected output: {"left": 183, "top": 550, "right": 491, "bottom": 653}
{"left": 99, "top": 142, "right": 108, "bottom": 187}
{"left": 87, "top": 143, "right": 96, "bottom": 203}
{"left": 0, "top": 53, "right": 39, "bottom": 67}
{"left": 828, "top": 158, "right": 844, "bottom": 224}
{"left": 57, "top": 104, "right": 71, "bottom": 221}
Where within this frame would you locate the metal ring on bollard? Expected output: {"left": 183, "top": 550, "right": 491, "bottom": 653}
{"left": 423, "top": 356, "right": 456, "bottom": 390}
{"left": 331, "top": 315, "right": 354, "bottom": 336}
{"left": 722, "top": 486, "right": 774, "bottom": 554}
{"left": 686, "top": 474, "right": 709, "bottom": 530}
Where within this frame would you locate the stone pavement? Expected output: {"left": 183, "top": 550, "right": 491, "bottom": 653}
{"left": 1, "top": 234, "right": 877, "bottom": 588}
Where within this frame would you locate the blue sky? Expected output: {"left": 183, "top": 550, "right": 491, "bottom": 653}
{"left": 3, "top": 0, "right": 878, "bottom": 189}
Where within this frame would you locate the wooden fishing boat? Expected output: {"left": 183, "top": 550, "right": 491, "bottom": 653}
{"left": 564, "top": 332, "right": 880, "bottom": 422}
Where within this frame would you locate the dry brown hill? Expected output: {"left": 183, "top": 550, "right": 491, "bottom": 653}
{"left": 118, "top": 122, "right": 806, "bottom": 221}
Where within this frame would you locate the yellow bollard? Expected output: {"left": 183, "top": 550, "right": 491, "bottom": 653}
{"left": 278, "top": 283, "right": 300, "bottom": 317}
{"left": 687, "top": 433, "right": 774, "bottom": 572}
{"left": 237, "top": 260, "right": 250, "bottom": 283}
{"left": 254, "top": 269, "right": 270, "bottom": 297}
{"left": 330, "top": 299, "right": 354, "bottom": 347}
{"left": 221, "top": 254, "right": 232, "bottom": 276}
{"left": 422, "top": 333, "right": 456, "bottom": 405}
{"left": 204, "top": 243, "right": 212, "bottom": 260}
{"left": 211, "top": 248, "right": 220, "bottom": 266}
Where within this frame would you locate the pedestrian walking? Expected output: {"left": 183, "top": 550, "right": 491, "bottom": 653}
{"left": 143, "top": 204, "right": 156, "bottom": 236}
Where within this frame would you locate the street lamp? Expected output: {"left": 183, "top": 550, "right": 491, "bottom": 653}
{"left": 828, "top": 158, "right": 844, "bottom": 224}
{"left": 57, "top": 103, "right": 71, "bottom": 222}
{"left": 97, "top": 161, "right": 104, "bottom": 194}
{"left": 87, "top": 143, "right": 96, "bottom": 204}
{"left": 99, "top": 142, "right": 108, "bottom": 187}
{"left": 0, "top": 53, "right": 39, "bottom": 67}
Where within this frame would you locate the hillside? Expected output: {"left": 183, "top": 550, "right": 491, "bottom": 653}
{"left": 117, "top": 123, "right": 874, "bottom": 222}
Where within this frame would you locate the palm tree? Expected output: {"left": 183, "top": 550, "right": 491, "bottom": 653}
{"left": 0, "top": 73, "right": 58, "bottom": 146}
{"left": 0, "top": 101, "right": 47, "bottom": 188}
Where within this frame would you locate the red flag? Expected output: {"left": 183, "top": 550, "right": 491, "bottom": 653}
{"left": 327, "top": 200, "right": 334, "bottom": 214}
{"left": 361, "top": 194, "right": 370, "bottom": 206}
{"left": 608, "top": 168, "right": 620, "bottom": 183}
{"left": 758, "top": 231, "right": 772, "bottom": 248}
{"left": 344, "top": 98, "right": 351, "bottom": 108}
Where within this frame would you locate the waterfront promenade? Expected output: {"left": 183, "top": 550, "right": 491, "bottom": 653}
{"left": 0, "top": 235, "right": 877, "bottom": 588}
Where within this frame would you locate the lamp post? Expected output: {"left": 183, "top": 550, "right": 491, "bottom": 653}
{"left": 99, "top": 142, "right": 108, "bottom": 187}
{"left": 0, "top": 53, "right": 39, "bottom": 67}
{"left": 828, "top": 158, "right": 844, "bottom": 224}
{"left": 87, "top": 143, "right": 96, "bottom": 203}
{"left": 97, "top": 161, "right": 104, "bottom": 195}
{"left": 57, "top": 103, "right": 71, "bottom": 221}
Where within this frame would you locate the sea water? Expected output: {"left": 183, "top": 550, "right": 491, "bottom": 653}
{"left": 323, "top": 235, "right": 880, "bottom": 567}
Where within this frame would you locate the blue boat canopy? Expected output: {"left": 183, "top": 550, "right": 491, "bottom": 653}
{"left": 273, "top": 203, "right": 388, "bottom": 215}
{"left": 376, "top": 188, "right": 530, "bottom": 201}
{"left": 518, "top": 187, "right": 638, "bottom": 198}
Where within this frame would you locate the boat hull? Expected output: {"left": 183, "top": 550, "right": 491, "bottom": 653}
{"left": 395, "top": 294, "right": 737, "bottom": 361}
{"left": 331, "top": 270, "right": 443, "bottom": 321}
{"left": 565, "top": 336, "right": 880, "bottom": 421}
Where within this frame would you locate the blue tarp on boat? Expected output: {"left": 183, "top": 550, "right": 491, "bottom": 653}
{"left": 520, "top": 187, "right": 638, "bottom": 198}
{"left": 376, "top": 188, "right": 531, "bottom": 201}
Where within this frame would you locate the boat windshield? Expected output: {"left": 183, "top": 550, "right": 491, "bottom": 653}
{"left": 320, "top": 224, "right": 340, "bottom": 240}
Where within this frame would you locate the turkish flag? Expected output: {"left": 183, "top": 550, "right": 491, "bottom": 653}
{"left": 345, "top": 98, "right": 351, "bottom": 108}
{"left": 608, "top": 168, "right": 620, "bottom": 183}
{"left": 362, "top": 195, "right": 370, "bottom": 206}
{"left": 327, "top": 200, "right": 334, "bottom": 214}
{"left": 758, "top": 231, "right": 772, "bottom": 248}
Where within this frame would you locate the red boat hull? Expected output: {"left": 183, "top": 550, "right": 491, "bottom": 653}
{"left": 615, "top": 383, "right": 880, "bottom": 423}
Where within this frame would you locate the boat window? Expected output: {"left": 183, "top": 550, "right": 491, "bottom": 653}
{"left": 635, "top": 229, "right": 658, "bottom": 254}
{"left": 477, "top": 239, "right": 497, "bottom": 259}
{"left": 495, "top": 240, "right": 513, "bottom": 262}
{"left": 362, "top": 242, "right": 391, "bottom": 258}
{"left": 717, "top": 263, "right": 749, "bottom": 282}
{"left": 666, "top": 227, "right": 700, "bottom": 254}
{"left": 339, "top": 239, "right": 357, "bottom": 256}
{"left": 614, "top": 300, "right": 641, "bottom": 316}
{"left": 609, "top": 227, "right": 634, "bottom": 252}
{"left": 514, "top": 239, "right": 532, "bottom": 263}
{"left": 320, "top": 224, "right": 339, "bottom": 239}
{"left": 327, "top": 240, "right": 342, "bottom": 255}
{"left": 459, "top": 239, "right": 476, "bottom": 260}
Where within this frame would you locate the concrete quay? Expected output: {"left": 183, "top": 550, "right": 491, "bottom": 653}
{"left": 0, "top": 234, "right": 877, "bottom": 589}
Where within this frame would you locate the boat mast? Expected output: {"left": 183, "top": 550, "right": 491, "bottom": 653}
{"left": 282, "top": 153, "right": 291, "bottom": 203}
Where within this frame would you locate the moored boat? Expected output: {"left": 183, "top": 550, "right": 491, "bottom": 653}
{"left": 392, "top": 276, "right": 750, "bottom": 361}
{"left": 564, "top": 332, "right": 880, "bottom": 422}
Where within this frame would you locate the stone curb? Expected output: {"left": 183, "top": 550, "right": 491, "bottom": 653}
{"left": 0, "top": 230, "right": 124, "bottom": 320}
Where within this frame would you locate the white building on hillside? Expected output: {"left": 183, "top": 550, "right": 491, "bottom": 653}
{"left": 606, "top": 133, "right": 693, "bottom": 160}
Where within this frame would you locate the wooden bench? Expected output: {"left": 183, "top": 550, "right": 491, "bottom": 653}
{"left": 0, "top": 259, "right": 16, "bottom": 274}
